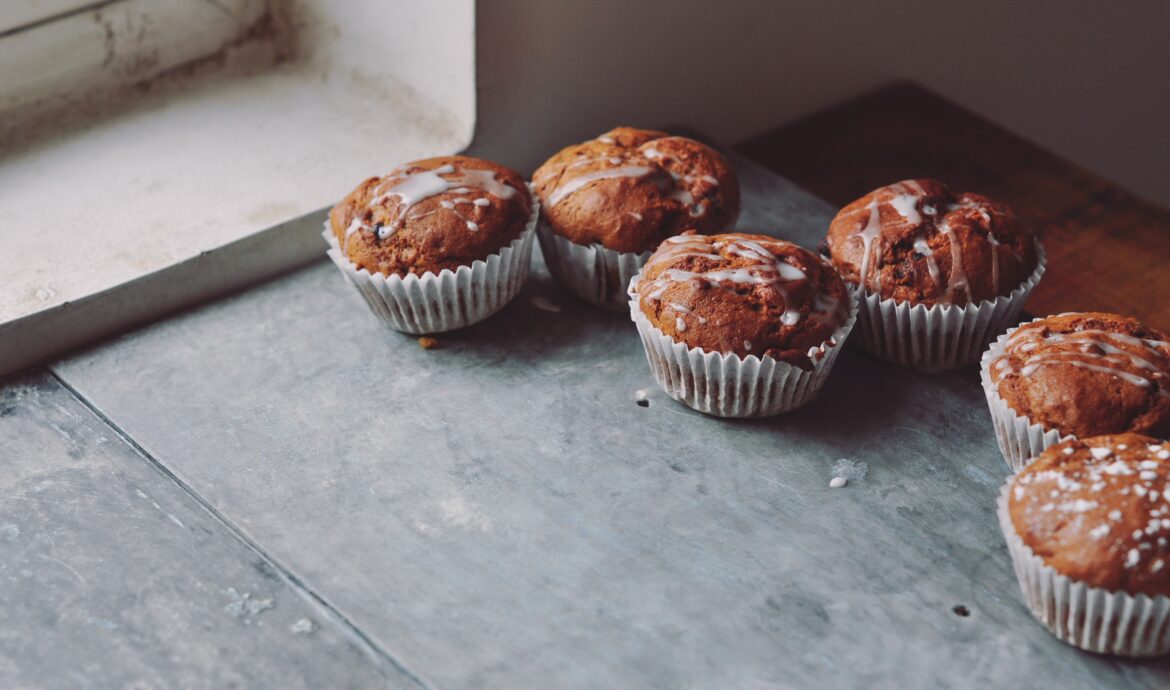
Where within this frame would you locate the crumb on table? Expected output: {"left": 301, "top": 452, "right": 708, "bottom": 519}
{"left": 418, "top": 337, "right": 441, "bottom": 350}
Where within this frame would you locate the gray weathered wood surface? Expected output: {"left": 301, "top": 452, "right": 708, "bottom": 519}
{"left": 3, "top": 155, "right": 1168, "bottom": 688}
{"left": 0, "top": 373, "right": 419, "bottom": 689}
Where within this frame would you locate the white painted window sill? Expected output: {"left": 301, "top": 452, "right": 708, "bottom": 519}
{"left": 0, "top": 0, "right": 474, "bottom": 375}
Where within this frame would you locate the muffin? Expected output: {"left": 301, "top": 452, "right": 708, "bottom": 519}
{"left": 323, "top": 155, "right": 539, "bottom": 334}
{"left": 982, "top": 312, "right": 1170, "bottom": 471}
{"left": 627, "top": 231, "right": 856, "bottom": 417}
{"left": 998, "top": 434, "right": 1170, "bottom": 655}
{"left": 532, "top": 127, "right": 740, "bottom": 309}
{"left": 825, "top": 179, "right": 1045, "bottom": 371}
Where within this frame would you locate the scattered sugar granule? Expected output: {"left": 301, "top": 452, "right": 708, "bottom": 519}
{"left": 829, "top": 476, "right": 848, "bottom": 489}
{"left": 1089, "top": 524, "right": 1110, "bottom": 539}
{"left": 1109, "top": 509, "right": 1123, "bottom": 522}
{"left": 1159, "top": 450, "right": 1170, "bottom": 460}
{"left": 831, "top": 458, "right": 868, "bottom": 483}
{"left": 290, "top": 618, "right": 316, "bottom": 635}
{"left": 530, "top": 296, "right": 562, "bottom": 313}
{"left": 1155, "top": 559, "right": 1166, "bottom": 573}
{"left": 1062, "top": 447, "right": 1075, "bottom": 455}
{"left": 1102, "top": 461, "right": 1133, "bottom": 476}
{"left": 1061, "top": 499, "right": 1098, "bottom": 513}
{"left": 1090, "top": 447, "right": 1113, "bottom": 460}
{"left": 1118, "top": 444, "right": 1129, "bottom": 451}
{"left": 1125, "top": 548, "right": 1141, "bottom": 569}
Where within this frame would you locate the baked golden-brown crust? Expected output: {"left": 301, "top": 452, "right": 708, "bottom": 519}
{"left": 633, "top": 231, "right": 850, "bottom": 368}
{"left": 532, "top": 127, "right": 740, "bottom": 253}
{"left": 990, "top": 312, "right": 1170, "bottom": 439}
{"left": 825, "top": 179, "right": 1038, "bottom": 306}
{"left": 329, "top": 155, "right": 532, "bottom": 277}
{"left": 1009, "top": 434, "right": 1170, "bottom": 596}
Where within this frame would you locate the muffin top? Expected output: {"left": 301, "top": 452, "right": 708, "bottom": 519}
{"left": 990, "top": 312, "right": 1170, "bottom": 439}
{"left": 825, "top": 179, "right": 1039, "bottom": 306}
{"left": 632, "top": 232, "right": 851, "bottom": 368}
{"left": 531, "top": 127, "right": 740, "bottom": 253}
{"left": 329, "top": 155, "right": 533, "bottom": 277}
{"left": 1008, "top": 434, "right": 1170, "bottom": 596}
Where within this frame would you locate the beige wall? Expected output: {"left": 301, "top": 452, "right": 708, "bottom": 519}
{"left": 473, "top": 1, "right": 1170, "bottom": 206}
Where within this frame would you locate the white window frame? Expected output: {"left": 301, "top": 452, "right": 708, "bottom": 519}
{"left": 0, "top": 0, "right": 268, "bottom": 135}
{"left": 0, "top": 0, "right": 475, "bottom": 376}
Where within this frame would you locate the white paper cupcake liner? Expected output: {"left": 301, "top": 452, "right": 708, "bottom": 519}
{"left": 323, "top": 196, "right": 539, "bottom": 334}
{"left": 626, "top": 278, "right": 858, "bottom": 418}
{"left": 537, "top": 222, "right": 652, "bottom": 311}
{"left": 980, "top": 317, "right": 1074, "bottom": 472}
{"left": 853, "top": 243, "right": 1046, "bottom": 373}
{"left": 997, "top": 485, "right": 1170, "bottom": 656}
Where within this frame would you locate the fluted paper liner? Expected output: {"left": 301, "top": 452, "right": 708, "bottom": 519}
{"left": 323, "top": 195, "right": 538, "bottom": 334}
{"left": 854, "top": 243, "right": 1046, "bottom": 373}
{"left": 997, "top": 484, "right": 1170, "bottom": 656}
{"left": 980, "top": 316, "right": 1074, "bottom": 472}
{"left": 538, "top": 222, "right": 652, "bottom": 311}
{"left": 627, "top": 276, "right": 858, "bottom": 418}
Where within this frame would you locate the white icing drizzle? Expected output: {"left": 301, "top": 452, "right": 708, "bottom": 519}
{"left": 343, "top": 217, "right": 364, "bottom": 253}
{"left": 890, "top": 194, "right": 922, "bottom": 225}
{"left": 937, "top": 219, "right": 970, "bottom": 303}
{"left": 913, "top": 236, "right": 940, "bottom": 287}
{"left": 855, "top": 199, "right": 882, "bottom": 292}
{"left": 842, "top": 181, "right": 1025, "bottom": 303}
{"left": 351, "top": 162, "right": 520, "bottom": 243}
{"left": 566, "top": 156, "right": 622, "bottom": 171}
{"left": 547, "top": 165, "right": 655, "bottom": 207}
{"left": 995, "top": 324, "right": 1170, "bottom": 399}
{"left": 540, "top": 136, "right": 720, "bottom": 219}
{"left": 637, "top": 234, "right": 844, "bottom": 334}
{"left": 669, "top": 302, "right": 708, "bottom": 325}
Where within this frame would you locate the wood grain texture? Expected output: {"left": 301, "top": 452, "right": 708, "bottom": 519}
{"left": 736, "top": 82, "right": 1170, "bottom": 333}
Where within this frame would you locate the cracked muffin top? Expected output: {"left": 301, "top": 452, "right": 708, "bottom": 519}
{"left": 825, "top": 179, "right": 1039, "bottom": 306}
{"left": 990, "top": 312, "right": 1170, "bottom": 439}
{"left": 532, "top": 127, "right": 740, "bottom": 254}
{"left": 632, "top": 231, "right": 850, "bottom": 369}
{"left": 329, "top": 155, "right": 533, "bottom": 277}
